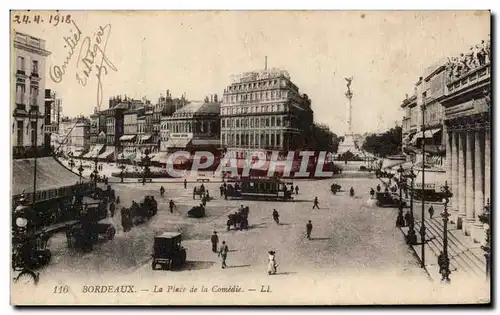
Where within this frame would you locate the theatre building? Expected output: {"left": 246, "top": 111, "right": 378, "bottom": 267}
{"left": 153, "top": 96, "right": 221, "bottom": 166}
{"left": 220, "top": 68, "right": 313, "bottom": 159}
{"left": 442, "top": 59, "right": 491, "bottom": 243}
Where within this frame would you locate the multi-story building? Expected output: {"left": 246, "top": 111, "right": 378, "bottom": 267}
{"left": 221, "top": 68, "right": 314, "bottom": 159}
{"left": 401, "top": 61, "right": 447, "bottom": 166}
{"left": 73, "top": 118, "right": 90, "bottom": 157}
{"left": 12, "top": 31, "right": 51, "bottom": 159}
{"left": 159, "top": 116, "right": 170, "bottom": 152}
{"left": 120, "top": 107, "right": 144, "bottom": 160}
{"left": 163, "top": 95, "right": 221, "bottom": 153}
{"left": 83, "top": 109, "right": 105, "bottom": 159}
{"left": 99, "top": 103, "right": 128, "bottom": 160}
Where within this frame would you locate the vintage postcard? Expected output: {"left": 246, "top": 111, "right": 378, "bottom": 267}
{"left": 10, "top": 10, "right": 491, "bottom": 305}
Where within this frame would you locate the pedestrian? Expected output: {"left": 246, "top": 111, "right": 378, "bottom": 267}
{"left": 116, "top": 196, "right": 120, "bottom": 205}
{"left": 206, "top": 190, "right": 210, "bottom": 200}
{"left": 428, "top": 206, "right": 435, "bottom": 219}
{"left": 184, "top": 178, "right": 187, "bottom": 189}
{"left": 193, "top": 187, "right": 197, "bottom": 200}
{"left": 218, "top": 241, "right": 229, "bottom": 268}
{"left": 295, "top": 185, "right": 299, "bottom": 195}
{"left": 404, "top": 211, "right": 411, "bottom": 227}
{"left": 211, "top": 231, "right": 219, "bottom": 253}
{"left": 202, "top": 195, "right": 207, "bottom": 207}
{"left": 267, "top": 250, "right": 278, "bottom": 275}
{"left": 220, "top": 185, "right": 224, "bottom": 197}
{"left": 370, "top": 188, "right": 375, "bottom": 199}
{"left": 312, "top": 197, "right": 319, "bottom": 209}
{"left": 169, "top": 199, "right": 175, "bottom": 213}
{"left": 109, "top": 201, "right": 115, "bottom": 217}
{"left": 376, "top": 184, "right": 381, "bottom": 192}
{"left": 306, "top": 220, "right": 313, "bottom": 240}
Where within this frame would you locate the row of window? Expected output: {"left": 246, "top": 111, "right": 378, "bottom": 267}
{"left": 221, "top": 132, "right": 282, "bottom": 147}
{"left": 221, "top": 103, "right": 287, "bottom": 116}
{"left": 14, "top": 120, "right": 38, "bottom": 147}
{"left": 227, "top": 79, "right": 282, "bottom": 92}
{"left": 16, "top": 56, "right": 39, "bottom": 74}
{"left": 221, "top": 116, "right": 289, "bottom": 129}
{"left": 224, "top": 90, "right": 288, "bottom": 104}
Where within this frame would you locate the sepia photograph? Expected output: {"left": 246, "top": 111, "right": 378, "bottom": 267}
{"left": 9, "top": 10, "right": 491, "bottom": 305}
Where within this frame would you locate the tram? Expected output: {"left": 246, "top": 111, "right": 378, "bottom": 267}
{"left": 225, "top": 176, "right": 294, "bottom": 201}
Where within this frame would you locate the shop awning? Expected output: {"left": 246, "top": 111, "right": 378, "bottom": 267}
{"left": 12, "top": 157, "right": 90, "bottom": 196}
{"left": 381, "top": 158, "right": 406, "bottom": 170}
{"left": 141, "top": 134, "right": 152, "bottom": 142}
{"left": 414, "top": 128, "right": 441, "bottom": 139}
{"left": 98, "top": 149, "right": 114, "bottom": 159}
{"left": 168, "top": 138, "right": 192, "bottom": 148}
{"left": 191, "top": 139, "right": 220, "bottom": 146}
{"left": 120, "top": 135, "right": 136, "bottom": 141}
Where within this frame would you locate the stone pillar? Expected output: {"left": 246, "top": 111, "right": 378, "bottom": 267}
{"left": 464, "top": 131, "right": 475, "bottom": 235}
{"left": 445, "top": 128, "right": 453, "bottom": 197}
{"left": 457, "top": 131, "right": 466, "bottom": 229}
{"left": 451, "top": 130, "right": 459, "bottom": 224}
{"left": 472, "top": 129, "right": 485, "bottom": 242}
{"left": 484, "top": 127, "right": 491, "bottom": 203}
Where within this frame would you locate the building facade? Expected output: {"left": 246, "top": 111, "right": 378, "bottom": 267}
{"left": 12, "top": 31, "right": 51, "bottom": 159}
{"left": 163, "top": 96, "right": 221, "bottom": 155}
{"left": 442, "top": 44, "right": 491, "bottom": 243}
{"left": 221, "top": 68, "right": 313, "bottom": 159}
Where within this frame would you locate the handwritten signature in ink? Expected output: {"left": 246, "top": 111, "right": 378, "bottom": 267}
{"left": 76, "top": 24, "right": 118, "bottom": 108}
{"left": 49, "top": 20, "right": 83, "bottom": 83}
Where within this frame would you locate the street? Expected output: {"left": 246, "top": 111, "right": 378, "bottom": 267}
{"left": 16, "top": 173, "right": 459, "bottom": 304}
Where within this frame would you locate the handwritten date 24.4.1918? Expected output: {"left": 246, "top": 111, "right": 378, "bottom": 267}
{"left": 12, "top": 14, "right": 72, "bottom": 26}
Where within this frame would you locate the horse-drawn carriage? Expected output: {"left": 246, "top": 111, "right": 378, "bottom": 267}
{"left": 330, "top": 183, "right": 341, "bottom": 194}
{"left": 193, "top": 184, "right": 207, "bottom": 199}
{"left": 227, "top": 206, "right": 249, "bottom": 230}
{"left": 188, "top": 205, "right": 206, "bottom": 218}
{"left": 375, "top": 192, "right": 407, "bottom": 208}
{"left": 66, "top": 196, "right": 116, "bottom": 250}
{"left": 121, "top": 196, "right": 158, "bottom": 231}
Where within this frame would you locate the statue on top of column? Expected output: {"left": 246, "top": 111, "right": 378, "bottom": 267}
{"left": 345, "top": 76, "right": 354, "bottom": 93}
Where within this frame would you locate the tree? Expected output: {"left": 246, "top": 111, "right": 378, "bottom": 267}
{"left": 362, "top": 126, "right": 402, "bottom": 157}
{"left": 307, "top": 123, "right": 340, "bottom": 153}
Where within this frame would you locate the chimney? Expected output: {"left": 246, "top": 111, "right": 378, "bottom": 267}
{"left": 265, "top": 56, "right": 268, "bottom": 70}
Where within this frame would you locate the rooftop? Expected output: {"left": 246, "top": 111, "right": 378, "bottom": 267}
{"left": 173, "top": 101, "right": 220, "bottom": 116}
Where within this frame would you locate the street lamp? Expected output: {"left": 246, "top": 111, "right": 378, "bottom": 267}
{"left": 406, "top": 166, "right": 417, "bottom": 245}
{"left": 438, "top": 181, "right": 453, "bottom": 283}
{"left": 478, "top": 199, "right": 491, "bottom": 279}
{"left": 142, "top": 148, "right": 151, "bottom": 185}
{"left": 119, "top": 153, "right": 126, "bottom": 183}
{"left": 78, "top": 162, "right": 84, "bottom": 183}
{"left": 420, "top": 102, "right": 426, "bottom": 269}
{"left": 395, "top": 165, "right": 405, "bottom": 227}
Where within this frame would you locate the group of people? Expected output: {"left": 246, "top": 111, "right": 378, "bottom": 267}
{"left": 445, "top": 38, "right": 491, "bottom": 81}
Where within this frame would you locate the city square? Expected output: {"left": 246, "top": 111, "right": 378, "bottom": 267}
{"left": 10, "top": 11, "right": 491, "bottom": 305}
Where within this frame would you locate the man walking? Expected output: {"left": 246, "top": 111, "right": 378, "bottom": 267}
{"left": 428, "top": 206, "right": 435, "bottom": 219}
{"left": 211, "top": 231, "right": 219, "bottom": 253}
{"left": 169, "top": 199, "right": 175, "bottom": 214}
{"left": 306, "top": 220, "right": 313, "bottom": 240}
{"left": 109, "top": 201, "right": 115, "bottom": 217}
{"left": 312, "top": 197, "right": 319, "bottom": 209}
{"left": 376, "top": 184, "right": 381, "bottom": 192}
{"left": 184, "top": 179, "right": 187, "bottom": 189}
{"left": 218, "top": 241, "right": 229, "bottom": 268}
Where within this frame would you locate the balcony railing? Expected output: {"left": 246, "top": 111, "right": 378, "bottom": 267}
{"left": 447, "top": 63, "right": 491, "bottom": 94}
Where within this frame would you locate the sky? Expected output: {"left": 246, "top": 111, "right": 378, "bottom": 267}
{"left": 11, "top": 11, "right": 490, "bottom": 135}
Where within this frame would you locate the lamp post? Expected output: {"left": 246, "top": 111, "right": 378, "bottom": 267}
{"left": 395, "top": 165, "right": 405, "bottom": 227}
{"left": 142, "top": 148, "right": 151, "bottom": 185}
{"left": 29, "top": 108, "right": 38, "bottom": 206}
{"left": 78, "top": 162, "right": 84, "bottom": 184}
{"left": 438, "top": 181, "right": 453, "bottom": 283}
{"left": 93, "top": 154, "right": 99, "bottom": 189}
{"left": 478, "top": 199, "right": 490, "bottom": 279}
{"left": 406, "top": 166, "right": 417, "bottom": 245}
{"left": 420, "top": 103, "right": 426, "bottom": 268}
{"left": 119, "top": 153, "right": 126, "bottom": 183}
